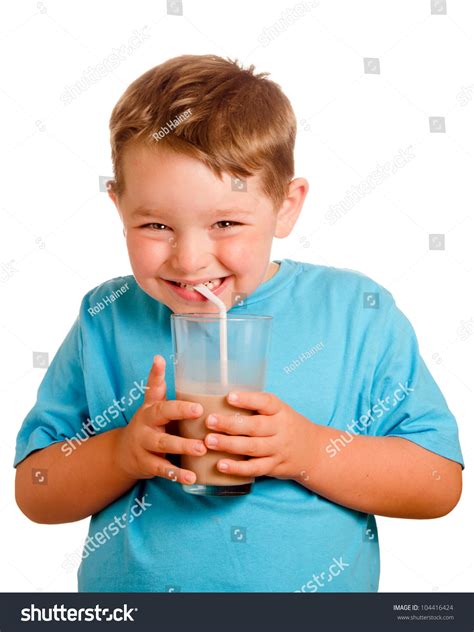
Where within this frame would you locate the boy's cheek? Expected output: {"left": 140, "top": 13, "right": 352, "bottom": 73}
{"left": 127, "top": 244, "right": 166, "bottom": 276}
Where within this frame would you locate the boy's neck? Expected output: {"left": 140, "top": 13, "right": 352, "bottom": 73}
{"left": 263, "top": 261, "right": 280, "bottom": 283}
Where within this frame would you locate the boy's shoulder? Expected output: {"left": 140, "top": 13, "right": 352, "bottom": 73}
{"left": 292, "top": 259, "right": 396, "bottom": 310}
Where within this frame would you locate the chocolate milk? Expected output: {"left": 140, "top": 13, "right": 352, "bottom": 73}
{"left": 176, "top": 389, "right": 255, "bottom": 488}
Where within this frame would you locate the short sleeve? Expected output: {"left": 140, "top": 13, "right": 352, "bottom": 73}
{"left": 13, "top": 313, "right": 90, "bottom": 468}
{"left": 367, "top": 303, "right": 464, "bottom": 469}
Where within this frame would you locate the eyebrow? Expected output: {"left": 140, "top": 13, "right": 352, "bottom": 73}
{"left": 132, "top": 207, "right": 254, "bottom": 218}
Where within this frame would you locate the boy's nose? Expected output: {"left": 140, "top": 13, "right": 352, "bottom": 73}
{"left": 169, "top": 233, "right": 213, "bottom": 275}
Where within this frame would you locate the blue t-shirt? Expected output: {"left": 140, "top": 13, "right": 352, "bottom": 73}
{"left": 13, "top": 259, "right": 464, "bottom": 592}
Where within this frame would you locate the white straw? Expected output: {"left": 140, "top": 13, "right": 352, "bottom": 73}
{"left": 193, "top": 284, "right": 228, "bottom": 388}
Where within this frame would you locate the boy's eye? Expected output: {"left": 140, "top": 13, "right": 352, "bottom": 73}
{"left": 142, "top": 221, "right": 241, "bottom": 231}
{"left": 143, "top": 223, "right": 167, "bottom": 230}
{"left": 214, "top": 220, "right": 241, "bottom": 231}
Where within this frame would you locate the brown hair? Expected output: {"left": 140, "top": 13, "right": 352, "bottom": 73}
{"left": 109, "top": 54, "right": 296, "bottom": 210}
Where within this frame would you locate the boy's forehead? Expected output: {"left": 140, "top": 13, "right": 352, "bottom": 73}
{"left": 121, "top": 142, "right": 267, "bottom": 212}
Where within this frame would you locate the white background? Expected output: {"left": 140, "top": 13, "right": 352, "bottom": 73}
{"left": 1, "top": 0, "right": 473, "bottom": 592}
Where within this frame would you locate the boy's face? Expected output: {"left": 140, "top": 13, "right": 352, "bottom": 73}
{"left": 109, "top": 143, "right": 307, "bottom": 313}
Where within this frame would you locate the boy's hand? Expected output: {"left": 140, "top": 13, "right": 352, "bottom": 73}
{"left": 203, "top": 391, "right": 316, "bottom": 481}
{"left": 114, "top": 355, "right": 207, "bottom": 485}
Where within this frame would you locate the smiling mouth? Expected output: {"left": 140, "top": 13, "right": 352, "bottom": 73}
{"left": 167, "top": 277, "right": 226, "bottom": 290}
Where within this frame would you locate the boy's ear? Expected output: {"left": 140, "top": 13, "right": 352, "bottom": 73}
{"left": 274, "top": 177, "right": 309, "bottom": 238}
{"left": 106, "top": 181, "right": 126, "bottom": 234}
{"left": 106, "top": 180, "right": 118, "bottom": 206}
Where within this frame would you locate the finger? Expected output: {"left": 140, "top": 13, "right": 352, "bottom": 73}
{"left": 205, "top": 412, "right": 275, "bottom": 436}
{"left": 216, "top": 456, "right": 276, "bottom": 478}
{"left": 226, "top": 390, "right": 281, "bottom": 415}
{"left": 204, "top": 433, "right": 275, "bottom": 457}
{"left": 141, "top": 453, "right": 198, "bottom": 485}
{"left": 142, "top": 399, "right": 203, "bottom": 428}
{"left": 143, "top": 355, "right": 166, "bottom": 406}
{"left": 142, "top": 428, "right": 207, "bottom": 456}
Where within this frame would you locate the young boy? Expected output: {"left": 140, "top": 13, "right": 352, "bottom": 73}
{"left": 14, "top": 54, "right": 463, "bottom": 592}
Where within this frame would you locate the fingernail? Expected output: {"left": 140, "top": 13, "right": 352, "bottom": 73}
{"left": 228, "top": 392, "right": 238, "bottom": 402}
{"left": 194, "top": 442, "right": 205, "bottom": 453}
{"left": 191, "top": 404, "right": 202, "bottom": 414}
{"left": 185, "top": 473, "right": 195, "bottom": 483}
{"left": 218, "top": 462, "right": 229, "bottom": 471}
{"left": 206, "top": 435, "right": 218, "bottom": 447}
{"left": 207, "top": 414, "right": 217, "bottom": 427}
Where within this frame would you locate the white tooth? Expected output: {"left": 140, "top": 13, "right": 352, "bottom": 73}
{"left": 177, "top": 278, "right": 219, "bottom": 289}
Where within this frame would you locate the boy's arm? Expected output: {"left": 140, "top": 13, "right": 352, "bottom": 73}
{"left": 296, "top": 300, "right": 463, "bottom": 519}
{"left": 15, "top": 428, "right": 136, "bottom": 524}
{"left": 15, "top": 355, "right": 205, "bottom": 524}
{"left": 300, "top": 424, "right": 462, "bottom": 519}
